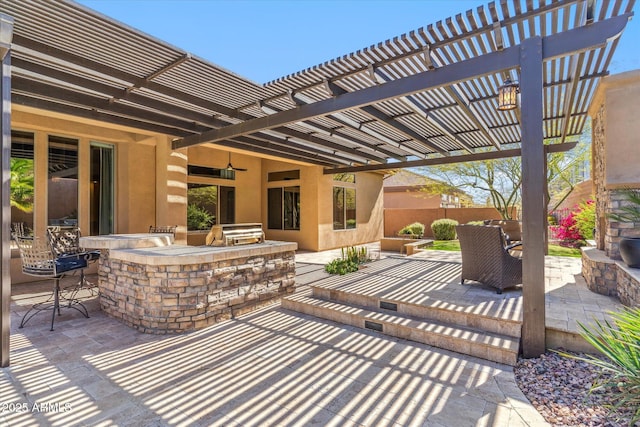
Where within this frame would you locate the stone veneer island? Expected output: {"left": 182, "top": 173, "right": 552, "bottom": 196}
{"left": 80, "top": 234, "right": 297, "bottom": 334}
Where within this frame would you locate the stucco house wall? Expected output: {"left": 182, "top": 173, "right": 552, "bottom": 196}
{"left": 317, "top": 171, "right": 384, "bottom": 251}
{"left": 261, "top": 159, "right": 383, "bottom": 252}
{"left": 10, "top": 105, "right": 386, "bottom": 282}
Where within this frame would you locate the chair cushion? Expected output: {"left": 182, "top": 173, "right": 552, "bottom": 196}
{"left": 55, "top": 255, "right": 88, "bottom": 274}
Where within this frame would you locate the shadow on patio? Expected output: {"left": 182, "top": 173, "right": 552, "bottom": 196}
{"left": 2, "top": 247, "right": 621, "bottom": 426}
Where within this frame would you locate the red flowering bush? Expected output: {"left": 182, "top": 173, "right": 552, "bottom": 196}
{"left": 550, "top": 200, "right": 595, "bottom": 248}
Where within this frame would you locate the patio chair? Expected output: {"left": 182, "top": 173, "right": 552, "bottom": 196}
{"left": 149, "top": 225, "right": 177, "bottom": 236}
{"left": 47, "top": 226, "right": 100, "bottom": 295}
{"left": 14, "top": 236, "right": 92, "bottom": 331}
{"left": 456, "top": 224, "right": 523, "bottom": 294}
{"left": 11, "top": 222, "right": 30, "bottom": 239}
{"left": 483, "top": 219, "right": 522, "bottom": 244}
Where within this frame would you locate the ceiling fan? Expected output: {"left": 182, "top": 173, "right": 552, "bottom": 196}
{"left": 226, "top": 152, "right": 247, "bottom": 172}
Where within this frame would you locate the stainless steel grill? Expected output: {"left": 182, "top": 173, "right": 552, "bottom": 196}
{"left": 205, "top": 223, "right": 265, "bottom": 246}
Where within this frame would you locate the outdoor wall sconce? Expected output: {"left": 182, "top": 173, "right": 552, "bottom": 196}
{"left": 497, "top": 78, "right": 519, "bottom": 111}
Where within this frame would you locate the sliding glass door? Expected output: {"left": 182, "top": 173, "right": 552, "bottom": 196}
{"left": 90, "top": 143, "right": 115, "bottom": 235}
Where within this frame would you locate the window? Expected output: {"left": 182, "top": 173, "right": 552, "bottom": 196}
{"left": 10, "top": 131, "right": 35, "bottom": 234}
{"left": 187, "top": 184, "right": 235, "bottom": 230}
{"left": 333, "top": 187, "right": 356, "bottom": 230}
{"left": 268, "top": 186, "right": 300, "bottom": 230}
{"left": 268, "top": 170, "right": 299, "bottom": 182}
{"left": 188, "top": 165, "right": 235, "bottom": 180}
{"left": 48, "top": 136, "right": 79, "bottom": 227}
{"left": 333, "top": 173, "right": 355, "bottom": 183}
{"left": 90, "top": 143, "right": 115, "bottom": 235}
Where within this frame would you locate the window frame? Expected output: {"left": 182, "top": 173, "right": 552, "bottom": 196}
{"left": 186, "top": 173, "right": 236, "bottom": 230}
{"left": 267, "top": 185, "right": 301, "bottom": 231}
{"left": 333, "top": 184, "right": 357, "bottom": 231}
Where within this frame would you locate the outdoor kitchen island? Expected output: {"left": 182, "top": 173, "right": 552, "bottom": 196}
{"left": 79, "top": 233, "right": 297, "bottom": 334}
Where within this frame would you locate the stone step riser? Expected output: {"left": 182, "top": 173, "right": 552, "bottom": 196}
{"left": 282, "top": 296, "right": 518, "bottom": 366}
{"left": 312, "top": 286, "right": 521, "bottom": 339}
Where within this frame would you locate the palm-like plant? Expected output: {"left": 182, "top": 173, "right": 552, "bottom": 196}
{"left": 572, "top": 307, "right": 640, "bottom": 425}
{"left": 10, "top": 158, "right": 34, "bottom": 212}
{"left": 608, "top": 188, "right": 640, "bottom": 223}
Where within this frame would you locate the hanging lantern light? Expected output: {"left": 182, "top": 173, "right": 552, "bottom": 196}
{"left": 497, "top": 78, "right": 519, "bottom": 111}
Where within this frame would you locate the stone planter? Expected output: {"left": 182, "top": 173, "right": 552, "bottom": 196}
{"left": 620, "top": 237, "right": 640, "bottom": 268}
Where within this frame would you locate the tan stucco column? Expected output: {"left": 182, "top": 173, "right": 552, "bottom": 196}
{"left": 155, "top": 137, "right": 187, "bottom": 244}
{"left": 589, "top": 71, "right": 640, "bottom": 258}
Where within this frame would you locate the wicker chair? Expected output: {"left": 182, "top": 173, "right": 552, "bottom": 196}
{"left": 483, "top": 219, "right": 522, "bottom": 244}
{"left": 14, "top": 236, "right": 91, "bottom": 331}
{"left": 456, "top": 224, "right": 523, "bottom": 294}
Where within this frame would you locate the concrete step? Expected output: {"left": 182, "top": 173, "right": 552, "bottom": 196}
{"left": 310, "top": 285, "right": 522, "bottom": 339}
{"left": 282, "top": 294, "right": 520, "bottom": 366}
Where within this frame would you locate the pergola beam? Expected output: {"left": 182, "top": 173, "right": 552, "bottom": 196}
{"left": 269, "top": 127, "right": 387, "bottom": 163}
{"left": 443, "top": 85, "right": 503, "bottom": 149}
{"left": 322, "top": 80, "right": 450, "bottom": 157}
{"left": 239, "top": 133, "right": 356, "bottom": 166}
{"left": 12, "top": 35, "right": 252, "bottom": 121}
{"left": 228, "top": 135, "right": 340, "bottom": 167}
{"left": 322, "top": 142, "right": 577, "bottom": 174}
{"left": 285, "top": 92, "right": 418, "bottom": 159}
{"left": 259, "top": 102, "right": 404, "bottom": 161}
{"left": 118, "top": 53, "right": 191, "bottom": 98}
{"left": 13, "top": 57, "right": 379, "bottom": 165}
{"left": 12, "top": 58, "right": 227, "bottom": 128}
{"left": 174, "top": 14, "right": 630, "bottom": 150}
{"left": 371, "top": 69, "right": 475, "bottom": 153}
{"left": 176, "top": 45, "right": 521, "bottom": 149}
{"left": 12, "top": 77, "right": 210, "bottom": 134}
{"left": 12, "top": 94, "right": 195, "bottom": 137}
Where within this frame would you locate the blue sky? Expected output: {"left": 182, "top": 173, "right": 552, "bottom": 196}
{"left": 77, "top": 0, "right": 639, "bottom": 84}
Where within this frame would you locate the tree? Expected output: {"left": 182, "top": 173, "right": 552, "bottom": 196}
{"left": 417, "top": 125, "right": 592, "bottom": 220}
{"left": 546, "top": 139, "right": 591, "bottom": 211}
{"left": 10, "top": 158, "right": 35, "bottom": 213}
{"left": 417, "top": 155, "right": 522, "bottom": 219}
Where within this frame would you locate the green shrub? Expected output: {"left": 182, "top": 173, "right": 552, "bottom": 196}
{"left": 466, "top": 220, "right": 485, "bottom": 226}
{"left": 431, "top": 219, "right": 458, "bottom": 240}
{"left": 342, "top": 246, "right": 370, "bottom": 264}
{"left": 564, "top": 307, "right": 640, "bottom": 425}
{"left": 187, "top": 204, "right": 214, "bottom": 230}
{"left": 608, "top": 188, "right": 640, "bottom": 223}
{"left": 574, "top": 200, "right": 595, "bottom": 240}
{"left": 324, "top": 246, "right": 370, "bottom": 275}
{"left": 398, "top": 222, "right": 425, "bottom": 237}
{"left": 324, "top": 258, "right": 359, "bottom": 275}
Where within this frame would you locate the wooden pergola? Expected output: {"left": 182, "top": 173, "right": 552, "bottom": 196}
{"left": 0, "top": 0, "right": 634, "bottom": 366}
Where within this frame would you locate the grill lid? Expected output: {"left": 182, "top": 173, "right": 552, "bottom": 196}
{"left": 205, "top": 223, "right": 265, "bottom": 246}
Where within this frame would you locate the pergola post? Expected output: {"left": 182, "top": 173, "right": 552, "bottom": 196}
{"left": 520, "top": 36, "right": 546, "bottom": 358}
{"left": 0, "top": 13, "right": 14, "bottom": 368}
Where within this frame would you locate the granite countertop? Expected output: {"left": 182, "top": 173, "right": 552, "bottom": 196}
{"left": 107, "top": 240, "right": 298, "bottom": 265}
{"left": 80, "top": 233, "right": 174, "bottom": 250}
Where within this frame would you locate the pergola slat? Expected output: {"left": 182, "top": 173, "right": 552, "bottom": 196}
{"left": 175, "top": 14, "right": 629, "bottom": 151}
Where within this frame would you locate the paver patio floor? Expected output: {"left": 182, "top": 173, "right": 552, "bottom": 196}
{"left": 1, "top": 246, "right": 622, "bottom": 426}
